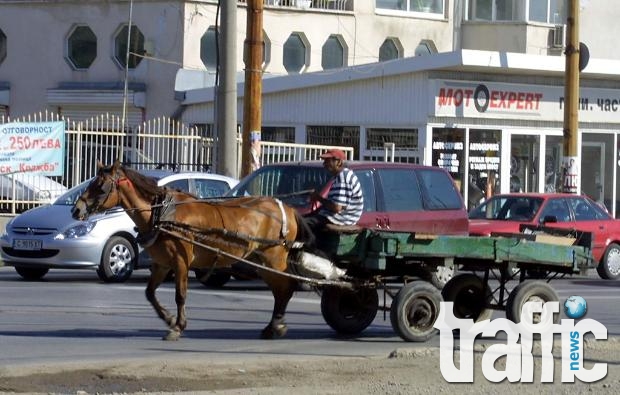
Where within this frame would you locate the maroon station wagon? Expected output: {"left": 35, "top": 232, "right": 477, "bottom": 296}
{"left": 191, "top": 161, "right": 469, "bottom": 287}
{"left": 228, "top": 161, "right": 469, "bottom": 234}
{"left": 195, "top": 161, "right": 469, "bottom": 288}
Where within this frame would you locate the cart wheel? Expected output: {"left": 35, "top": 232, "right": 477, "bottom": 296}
{"left": 390, "top": 281, "right": 442, "bottom": 342}
{"left": 506, "top": 281, "right": 560, "bottom": 325}
{"left": 441, "top": 273, "right": 493, "bottom": 322}
{"left": 320, "top": 287, "right": 379, "bottom": 335}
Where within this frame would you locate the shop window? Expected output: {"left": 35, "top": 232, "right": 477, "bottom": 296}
{"left": 0, "top": 29, "right": 6, "bottom": 65}
{"left": 321, "top": 35, "right": 346, "bottom": 70}
{"left": 432, "top": 128, "right": 465, "bottom": 202}
{"left": 200, "top": 26, "right": 218, "bottom": 70}
{"left": 114, "top": 25, "right": 145, "bottom": 69}
{"left": 468, "top": 130, "right": 502, "bottom": 207}
{"left": 261, "top": 127, "right": 295, "bottom": 143}
{"left": 545, "top": 135, "right": 563, "bottom": 193}
{"left": 283, "top": 33, "right": 309, "bottom": 74}
{"left": 67, "top": 25, "right": 97, "bottom": 69}
{"left": 307, "top": 125, "right": 360, "bottom": 159}
{"left": 365, "top": 128, "right": 419, "bottom": 163}
{"left": 582, "top": 133, "right": 614, "bottom": 213}
{"left": 379, "top": 38, "right": 402, "bottom": 62}
{"left": 511, "top": 134, "right": 540, "bottom": 193}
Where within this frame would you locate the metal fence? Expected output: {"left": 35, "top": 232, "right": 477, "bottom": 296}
{"left": 0, "top": 112, "right": 355, "bottom": 214}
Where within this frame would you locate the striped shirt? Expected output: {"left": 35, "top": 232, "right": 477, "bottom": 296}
{"left": 319, "top": 168, "right": 364, "bottom": 225}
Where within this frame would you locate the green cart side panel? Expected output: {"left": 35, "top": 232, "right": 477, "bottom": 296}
{"left": 322, "top": 229, "right": 370, "bottom": 259}
{"left": 329, "top": 230, "right": 591, "bottom": 273}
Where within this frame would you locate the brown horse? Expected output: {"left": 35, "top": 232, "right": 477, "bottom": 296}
{"left": 71, "top": 161, "right": 314, "bottom": 340}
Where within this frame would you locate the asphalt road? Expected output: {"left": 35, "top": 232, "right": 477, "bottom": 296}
{"left": 0, "top": 266, "right": 619, "bottom": 369}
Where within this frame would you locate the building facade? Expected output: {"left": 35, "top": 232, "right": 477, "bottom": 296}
{"left": 2, "top": 1, "right": 620, "bottom": 214}
{"left": 181, "top": 49, "right": 620, "bottom": 216}
{"left": 5, "top": 1, "right": 615, "bottom": 123}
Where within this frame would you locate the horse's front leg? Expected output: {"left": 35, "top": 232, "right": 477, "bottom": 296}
{"left": 260, "top": 272, "right": 297, "bottom": 339}
{"left": 163, "top": 264, "right": 189, "bottom": 341}
{"left": 145, "top": 265, "right": 176, "bottom": 330}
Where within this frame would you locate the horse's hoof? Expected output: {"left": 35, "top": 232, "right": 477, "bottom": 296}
{"left": 163, "top": 329, "right": 181, "bottom": 341}
{"left": 260, "top": 323, "right": 287, "bottom": 339}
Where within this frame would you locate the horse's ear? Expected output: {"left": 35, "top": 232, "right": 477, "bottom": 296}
{"left": 96, "top": 161, "right": 104, "bottom": 171}
{"left": 112, "top": 159, "right": 122, "bottom": 171}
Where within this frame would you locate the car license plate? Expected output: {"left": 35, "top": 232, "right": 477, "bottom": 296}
{"left": 13, "top": 239, "right": 42, "bottom": 251}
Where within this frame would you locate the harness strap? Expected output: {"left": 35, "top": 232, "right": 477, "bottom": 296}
{"left": 157, "top": 226, "right": 358, "bottom": 290}
{"left": 275, "top": 198, "right": 289, "bottom": 238}
{"left": 137, "top": 192, "right": 176, "bottom": 248}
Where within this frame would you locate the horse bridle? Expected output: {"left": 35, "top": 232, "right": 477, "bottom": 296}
{"left": 78, "top": 168, "right": 127, "bottom": 216}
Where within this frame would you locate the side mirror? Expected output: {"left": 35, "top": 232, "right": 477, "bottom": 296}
{"left": 542, "top": 215, "right": 558, "bottom": 224}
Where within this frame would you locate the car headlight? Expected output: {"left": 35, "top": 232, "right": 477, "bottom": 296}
{"left": 56, "top": 221, "right": 97, "bottom": 239}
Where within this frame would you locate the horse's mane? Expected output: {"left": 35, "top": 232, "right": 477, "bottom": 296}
{"left": 121, "top": 166, "right": 163, "bottom": 199}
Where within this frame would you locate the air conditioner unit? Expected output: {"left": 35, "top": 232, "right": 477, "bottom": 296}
{"left": 552, "top": 25, "right": 566, "bottom": 48}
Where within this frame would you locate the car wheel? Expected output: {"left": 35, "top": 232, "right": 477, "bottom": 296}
{"left": 596, "top": 243, "right": 620, "bottom": 280}
{"left": 14, "top": 266, "right": 49, "bottom": 281}
{"left": 430, "top": 265, "right": 455, "bottom": 289}
{"left": 97, "top": 236, "right": 135, "bottom": 283}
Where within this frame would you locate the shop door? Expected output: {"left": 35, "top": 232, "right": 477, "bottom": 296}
{"left": 582, "top": 143, "right": 605, "bottom": 203}
{"left": 510, "top": 135, "right": 540, "bottom": 193}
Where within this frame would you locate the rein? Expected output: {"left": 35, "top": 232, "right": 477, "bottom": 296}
{"left": 157, "top": 225, "right": 356, "bottom": 289}
{"left": 158, "top": 220, "right": 288, "bottom": 248}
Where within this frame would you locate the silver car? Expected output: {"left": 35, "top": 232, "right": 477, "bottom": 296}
{"left": 0, "top": 170, "right": 238, "bottom": 282}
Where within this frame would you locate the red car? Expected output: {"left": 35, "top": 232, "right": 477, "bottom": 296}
{"left": 469, "top": 193, "right": 620, "bottom": 279}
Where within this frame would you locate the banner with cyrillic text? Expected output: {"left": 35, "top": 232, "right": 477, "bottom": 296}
{"left": 0, "top": 121, "right": 65, "bottom": 176}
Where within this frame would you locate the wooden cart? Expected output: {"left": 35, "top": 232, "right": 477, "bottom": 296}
{"left": 316, "top": 225, "right": 592, "bottom": 341}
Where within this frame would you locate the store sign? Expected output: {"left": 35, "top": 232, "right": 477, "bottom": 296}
{"left": 0, "top": 121, "right": 65, "bottom": 176}
{"left": 433, "top": 80, "right": 620, "bottom": 123}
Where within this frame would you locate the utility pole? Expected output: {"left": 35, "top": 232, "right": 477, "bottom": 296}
{"left": 561, "top": 0, "right": 580, "bottom": 194}
{"left": 216, "top": 0, "right": 237, "bottom": 178}
{"left": 241, "top": 0, "right": 263, "bottom": 177}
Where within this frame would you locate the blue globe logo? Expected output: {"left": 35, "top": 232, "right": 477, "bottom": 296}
{"left": 564, "top": 296, "right": 587, "bottom": 319}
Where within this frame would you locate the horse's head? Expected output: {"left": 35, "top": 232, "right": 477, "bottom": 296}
{"left": 71, "top": 160, "right": 126, "bottom": 221}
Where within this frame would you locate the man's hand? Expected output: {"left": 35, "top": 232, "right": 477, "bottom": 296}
{"left": 310, "top": 190, "right": 322, "bottom": 202}
{"left": 309, "top": 190, "right": 341, "bottom": 213}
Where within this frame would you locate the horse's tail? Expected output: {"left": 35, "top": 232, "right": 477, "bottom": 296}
{"left": 293, "top": 210, "right": 316, "bottom": 248}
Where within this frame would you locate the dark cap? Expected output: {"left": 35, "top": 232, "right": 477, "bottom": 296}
{"left": 320, "top": 149, "right": 346, "bottom": 161}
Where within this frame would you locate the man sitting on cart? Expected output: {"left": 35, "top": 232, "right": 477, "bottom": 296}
{"left": 305, "top": 149, "right": 364, "bottom": 248}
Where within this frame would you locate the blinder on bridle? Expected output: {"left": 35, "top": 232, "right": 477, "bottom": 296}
{"left": 80, "top": 165, "right": 123, "bottom": 216}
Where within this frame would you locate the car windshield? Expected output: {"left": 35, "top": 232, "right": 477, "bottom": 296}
{"left": 52, "top": 170, "right": 173, "bottom": 206}
{"left": 53, "top": 179, "right": 92, "bottom": 206}
{"left": 227, "top": 165, "right": 330, "bottom": 208}
{"left": 469, "top": 196, "right": 544, "bottom": 221}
